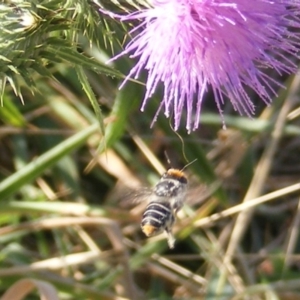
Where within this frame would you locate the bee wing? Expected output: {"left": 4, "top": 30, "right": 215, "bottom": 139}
{"left": 186, "top": 180, "right": 221, "bottom": 206}
{"left": 123, "top": 187, "right": 153, "bottom": 205}
{"left": 121, "top": 187, "right": 153, "bottom": 208}
{"left": 104, "top": 177, "right": 153, "bottom": 206}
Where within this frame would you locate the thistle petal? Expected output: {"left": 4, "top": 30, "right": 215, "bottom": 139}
{"left": 106, "top": 0, "right": 300, "bottom": 132}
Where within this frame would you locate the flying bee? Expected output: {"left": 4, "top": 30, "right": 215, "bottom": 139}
{"left": 141, "top": 168, "right": 188, "bottom": 249}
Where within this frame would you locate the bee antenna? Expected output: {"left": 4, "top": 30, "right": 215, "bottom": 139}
{"left": 164, "top": 150, "right": 172, "bottom": 167}
{"left": 181, "top": 159, "right": 197, "bottom": 171}
{"left": 168, "top": 116, "right": 189, "bottom": 163}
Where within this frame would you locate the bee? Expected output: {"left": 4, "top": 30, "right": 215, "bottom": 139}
{"left": 141, "top": 168, "right": 188, "bottom": 249}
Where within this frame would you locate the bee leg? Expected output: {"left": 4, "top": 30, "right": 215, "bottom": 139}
{"left": 165, "top": 229, "right": 175, "bottom": 249}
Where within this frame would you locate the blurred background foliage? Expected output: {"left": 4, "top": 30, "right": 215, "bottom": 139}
{"left": 1, "top": 0, "right": 300, "bottom": 299}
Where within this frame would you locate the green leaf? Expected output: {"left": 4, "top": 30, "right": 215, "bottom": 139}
{"left": 47, "top": 45, "right": 123, "bottom": 79}
{"left": 0, "top": 96, "right": 26, "bottom": 126}
{"left": 76, "top": 66, "right": 105, "bottom": 138}
{"left": 0, "top": 123, "right": 101, "bottom": 200}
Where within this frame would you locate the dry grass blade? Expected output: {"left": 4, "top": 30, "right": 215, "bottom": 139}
{"left": 208, "top": 129, "right": 247, "bottom": 179}
{"left": 225, "top": 73, "right": 300, "bottom": 261}
{"left": 0, "top": 216, "right": 126, "bottom": 236}
{"left": 0, "top": 216, "right": 138, "bottom": 300}
{"left": 0, "top": 251, "right": 114, "bottom": 276}
{"left": 194, "top": 182, "right": 300, "bottom": 227}
{"left": 211, "top": 76, "right": 300, "bottom": 299}
{"left": 231, "top": 278, "right": 300, "bottom": 300}
{"left": 131, "top": 131, "right": 166, "bottom": 174}
{"left": 216, "top": 73, "right": 300, "bottom": 296}
{"left": 97, "top": 148, "right": 142, "bottom": 189}
{"left": 146, "top": 262, "right": 205, "bottom": 297}
{"left": 284, "top": 196, "right": 300, "bottom": 268}
{"left": 152, "top": 253, "right": 207, "bottom": 285}
{"left": 1, "top": 278, "right": 59, "bottom": 300}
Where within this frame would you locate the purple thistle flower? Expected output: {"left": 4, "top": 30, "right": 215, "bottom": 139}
{"left": 105, "top": 0, "right": 300, "bottom": 132}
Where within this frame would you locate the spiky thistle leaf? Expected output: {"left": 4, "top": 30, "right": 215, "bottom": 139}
{"left": 0, "top": 0, "right": 129, "bottom": 132}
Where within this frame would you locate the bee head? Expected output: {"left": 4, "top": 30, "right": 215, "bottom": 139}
{"left": 163, "top": 169, "right": 187, "bottom": 184}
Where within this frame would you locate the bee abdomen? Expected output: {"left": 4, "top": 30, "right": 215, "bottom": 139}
{"left": 141, "top": 202, "right": 173, "bottom": 237}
